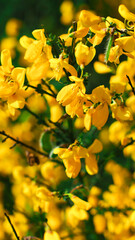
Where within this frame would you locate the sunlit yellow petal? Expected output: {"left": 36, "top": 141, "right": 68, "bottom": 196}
{"left": 88, "top": 139, "right": 103, "bottom": 154}
{"left": 115, "top": 36, "right": 135, "bottom": 53}
{"left": 118, "top": 4, "right": 135, "bottom": 22}
{"left": 32, "top": 29, "right": 46, "bottom": 41}
{"left": 85, "top": 154, "right": 98, "bottom": 175}
{"left": 63, "top": 156, "right": 81, "bottom": 178}
{"left": 62, "top": 62, "right": 77, "bottom": 77}
{"left": 84, "top": 111, "right": 92, "bottom": 131}
{"left": 24, "top": 41, "right": 43, "bottom": 62}
{"left": 11, "top": 67, "right": 25, "bottom": 88}
{"left": 44, "top": 230, "right": 61, "bottom": 240}
{"left": 19, "top": 36, "right": 34, "bottom": 49}
{"left": 1, "top": 49, "right": 13, "bottom": 73}
{"left": 70, "top": 194, "right": 91, "bottom": 210}
{"left": 79, "top": 10, "right": 101, "bottom": 27}
{"left": 92, "top": 103, "right": 109, "bottom": 129}
{"left": 94, "top": 61, "right": 111, "bottom": 74}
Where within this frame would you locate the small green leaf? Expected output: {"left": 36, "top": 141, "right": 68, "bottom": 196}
{"left": 40, "top": 131, "right": 52, "bottom": 153}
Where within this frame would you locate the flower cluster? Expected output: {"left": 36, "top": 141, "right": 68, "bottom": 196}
{"left": 0, "top": 2, "right": 135, "bottom": 240}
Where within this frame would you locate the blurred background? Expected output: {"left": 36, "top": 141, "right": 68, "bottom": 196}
{"left": 0, "top": 0, "right": 135, "bottom": 37}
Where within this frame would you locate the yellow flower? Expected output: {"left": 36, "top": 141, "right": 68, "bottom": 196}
{"left": 85, "top": 139, "right": 103, "bottom": 175}
{"left": 70, "top": 194, "right": 91, "bottom": 210}
{"left": 0, "top": 49, "right": 26, "bottom": 115}
{"left": 44, "top": 230, "right": 61, "bottom": 240}
{"left": 84, "top": 85, "right": 111, "bottom": 130}
{"left": 5, "top": 18, "right": 22, "bottom": 37}
{"left": 20, "top": 29, "right": 50, "bottom": 63}
{"left": 60, "top": 1, "right": 74, "bottom": 25}
{"left": 36, "top": 187, "right": 53, "bottom": 201}
{"left": 49, "top": 56, "right": 77, "bottom": 81}
{"left": 79, "top": 10, "right": 101, "bottom": 28}
{"left": 111, "top": 102, "right": 133, "bottom": 121}
{"left": 115, "top": 36, "right": 135, "bottom": 53}
{"left": 94, "top": 61, "right": 111, "bottom": 74}
{"left": 118, "top": 4, "right": 135, "bottom": 22}
{"left": 106, "top": 16, "right": 125, "bottom": 30}
{"left": 54, "top": 146, "right": 82, "bottom": 178}
{"left": 75, "top": 42, "right": 96, "bottom": 68}
{"left": 56, "top": 76, "right": 85, "bottom": 117}
{"left": 26, "top": 54, "right": 50, "bottom": 84}
{"left": 54, "top": 139, "right": 102, "bottom": 178}
{"left": 93, "top": 214, "right": 106, "bottom": 233}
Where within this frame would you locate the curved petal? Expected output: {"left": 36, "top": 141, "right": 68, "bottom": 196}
{"left": 92, "top": 103, "right": 109, "bottom": 129}
{"left": 84, "top": 110, "right": 92, "bottom": 131}
{"left": 63, "top": 61, "right": 77, "bottom": 77}
{"left": 85, "top": 154, "right": 98, "bottom": 175}
{"left": 1, "top": 49, "right": 13, "bottom": 73}
{"left": 88, "top": 139, "right": 103, "bottom": 154}
{"left": 118, "top": 4, "right": 135, "bottom": 21}
{"left": 32, "top": 29, "right": 45, "bottom": 41}
{"left": 11, "top": 67, "right": 25, "bottom": 88}
{"left": 19, "top": 35, "right": 34, "bottom": 49}
{"left": 63, "top": 156, "right": 81, "bottom": 178}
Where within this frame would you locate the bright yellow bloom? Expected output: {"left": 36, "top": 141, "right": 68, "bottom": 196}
{"left": 44, "top": 230, "right": 61, "bottom": 240}
{"left": 5, "top": 18, "right": 22, "bottom": 37}
{"left": 118, "top": 4, "right": 135, "bottom": 22}
{"left": 20, "top": 29, "right": 51, "bottom": 63}
{"left": 93, "top": 214, "right": 106, "bottom": 233}
{"left": 49, "top": 55, "right": 77, "bottom": 81}
{"left": 0, "top": 49, "right": 26, "bottom": 115}
{"left": 70, "top": 194, "right": 91, "bottom": 210}
{"left": 56, "top": 76, "right": 85, "bottom": 117}
{"left": 115, "top": 36, "right": 135, "bottom": 53}
{"left": 111, "top": 102, "right": 133, "bottom": 121}
{"left": 54, "top": 139, "right": 102, "bottom": 178}
{"left": 79, "top": 10, "right": 101, "bottom": 28}
{"left": 106, "top": 16, "right": 125, "bottom": 30}
{"left": 36, "top": 187, "right": 53, "bottom": 201}
{"left": 60, "top": 1, "right": 74, "bottom": 25}
{"left": 84, "top": 85, "right": 111, "bottom": 130}
{"left": 94, "top": 61, "right": 111, "bottom": 74}
{"left": 75, "top": 42, "right": 96, "bottom": 68}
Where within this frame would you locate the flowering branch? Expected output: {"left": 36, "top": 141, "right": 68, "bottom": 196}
{"left": 0, "top": 131, "right": 48, "bottom": 157}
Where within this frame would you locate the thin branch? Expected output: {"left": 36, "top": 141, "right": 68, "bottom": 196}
{"left": 41, "top": 80, "right": 57, "bottom": 97}
{"left": 27, "top": 84, "right": 56, "bottom": 98}
{"left": 24, "top": 106, "right": 72, "bottom": 142}
{"left": 126, "top": 75, "right": 135, "bottom": 95}
{"left": 24, "top": 105, "right": 49, "bottom": 126}
{"left": 0, "top": 131, "right": 48, "bottom": 157}
{"left": 4, "top": 212, "right": 20, "bottom": 240}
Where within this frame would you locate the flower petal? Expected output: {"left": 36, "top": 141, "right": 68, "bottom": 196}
{"left": 85, "top": 154, "right": 98, "bottom": 175}
{"left": 1, "top": 49, "right": 13, "bottom": 73}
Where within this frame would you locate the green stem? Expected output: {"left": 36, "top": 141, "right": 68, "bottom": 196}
{"left": 105, "top": 33, "right": 114, "bottom": 63}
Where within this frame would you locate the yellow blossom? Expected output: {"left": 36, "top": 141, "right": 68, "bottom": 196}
{"left": 70, "top": 194, "right": 91, "bottom": 210}
{"left": 54, "top": 139, "right": 102, "bottom": 178}
{"left": 56, "top": 76, "right": 85, "bottom": 118}
{"left": 84, "top": 85, "right": 111, "bottom": 130}
{"left": 118, "top": 4, "right": 135, "bottom": 22}
{"left": 75, "top": 42, "right": 96, "bottom": 68}
{"left": 49, "top": 56, "right": 77, "bottom": 81}
{"left": 79, "top": 10, "right": 101, "bottom": 28}
{"left": 44, "top": 230, "right": 61, "bottom": 240}
{"left": 0, "top": 49, "right": 26, "bottom": 114}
